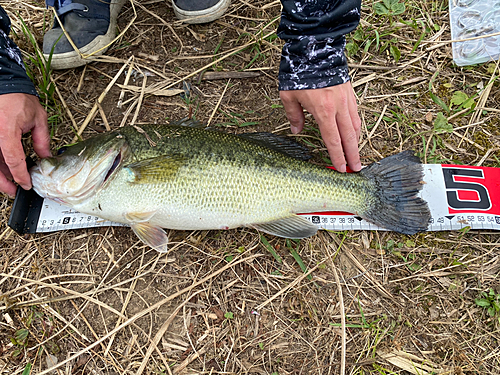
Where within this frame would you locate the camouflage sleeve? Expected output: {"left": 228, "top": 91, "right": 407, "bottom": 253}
{"left": 277, "top": 0, "right": 361, "bottom": 91}
{"left": 0, "top": 6, "right": 38, "bottom": 96}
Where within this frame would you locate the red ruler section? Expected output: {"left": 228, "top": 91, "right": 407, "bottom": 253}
{"left": 442, "top": 165, "right": 500, "bottom": 215}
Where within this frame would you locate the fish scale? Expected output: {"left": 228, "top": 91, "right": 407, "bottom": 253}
{"left": 91, "top": 138, "right": 363, "bottom": 227}
{"left": 106, "top": 125, "right": 368, "bottom": 218}
{"left": 31, "top": 122, "right": 430, "bottom": 253}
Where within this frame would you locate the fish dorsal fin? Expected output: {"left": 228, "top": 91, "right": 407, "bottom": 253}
{"left": 169, "top": 117, "right": 205, "bottom": 128}
{"left": 131, "top": 222, "right": 169, "bottom": 253}
{"left": 126, "top": 155, "right": 185, "bottom": 184}
{"left": 251, "top": 215, "right": 318, "bottom": 239}
{"left": 237, "top": 132, "right": 311, "bottom": 161}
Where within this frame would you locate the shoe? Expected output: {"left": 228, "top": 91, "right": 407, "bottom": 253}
{"left": 43, "top": 0, "right": 126, "bottom": 70}
{"left": 172, "top": 0, "right": 230, "bottom": 24}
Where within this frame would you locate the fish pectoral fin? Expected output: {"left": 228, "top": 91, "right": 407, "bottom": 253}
{"left": 125, "top": 210, "right": 157, "bottom": 222}
{"left": 126, "top": 155, "right": 185, "bottom": 184}
{"left": 251, "top": 215, "right": 318, "bottom": 239}
{"left": 131, "top": 223, "right": 169, "bottom": 253}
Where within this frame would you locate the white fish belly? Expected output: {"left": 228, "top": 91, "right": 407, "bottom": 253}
{"left": 78, "top": 163, "right": 362, "bottom": 230}
{"left": 149, "top": 206, "right": 273, "bottom": 230}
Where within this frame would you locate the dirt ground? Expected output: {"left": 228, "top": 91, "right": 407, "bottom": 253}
{"left": 1, "top": 0, "right": 500, "bottom": 374}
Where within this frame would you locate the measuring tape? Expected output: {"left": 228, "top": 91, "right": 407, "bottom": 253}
{"left": 301, "top": 164, "right": 500, "bottom": 232}
{"left": 8, "top": 164, "right": 500, "bottom": 235}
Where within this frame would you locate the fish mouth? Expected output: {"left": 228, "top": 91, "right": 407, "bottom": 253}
{"left": 69, "top": 146, "right": 125, "bottom": 202}
{"left": 32, "top": 142, "right": 127, "bottom": 206}
{"left": 103, "top": 149, "right": 122, "bottom": 184}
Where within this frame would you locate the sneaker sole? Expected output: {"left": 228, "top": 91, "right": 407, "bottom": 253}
{"left": 44, "top": 0, "right": 126, "bottom": 70}
{"left": 172, "top": 0, "right": 230, "bottom": 24}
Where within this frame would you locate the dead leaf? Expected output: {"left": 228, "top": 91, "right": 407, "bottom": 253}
{"left": 117, "top": 84, "right": 184, "bottom": 97}
{"left": 378, "top": 349, "right": 446, "bottom": 375}
{"left": 425, "top": 112, "right": 434, "bottom": 123}
{"left": 46, "top": 354, "right": 58, "bottom": 373}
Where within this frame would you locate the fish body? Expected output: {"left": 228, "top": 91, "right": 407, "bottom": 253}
{"left": 31, "top": 122, "right": 430, "bottom": 252}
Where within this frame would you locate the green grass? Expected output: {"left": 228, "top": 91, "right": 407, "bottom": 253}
{"left": 286, "top": 239, "right": 311, "bottom": 280}
{"left": 15, "top": 14, "right": 63, "bottom": 137}
{"left": 261, "top": 235, "right": 283, "bottom": 264}
{"left": 476, "top": 288, "right": 500, "bottom": 325}
{"left": 216, "top": 109, "right": 260, "bottom": 127}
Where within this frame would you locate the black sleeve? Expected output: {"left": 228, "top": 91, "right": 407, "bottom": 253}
{"left": 0, "top": 6, "right": 38, "bottom": 96}
{"left": 277, "top": 0, "right": 361, "bottom": 91}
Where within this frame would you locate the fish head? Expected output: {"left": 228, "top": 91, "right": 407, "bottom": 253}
{"left": 31, "top": 133, "right": 129, "bottom": 206}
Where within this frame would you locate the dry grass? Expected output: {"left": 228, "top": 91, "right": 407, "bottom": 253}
{"left": 1, "top": 0, "right": 500, "bottom": 374}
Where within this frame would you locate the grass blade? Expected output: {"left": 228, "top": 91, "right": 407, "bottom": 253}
{"left": 260, "top": 235, "right": 282, "bottom": 264}
{"left": 286, "top": 239, "right": 311, "bottom": 280}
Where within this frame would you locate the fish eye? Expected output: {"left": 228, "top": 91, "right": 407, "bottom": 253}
{"left": 57, "top": 146, "right": 69, "bottom": 155}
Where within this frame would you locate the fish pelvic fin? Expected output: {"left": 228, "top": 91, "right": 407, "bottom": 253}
{"left": 126, "top": 155, "right": 185, "bottom": 184}
{"left": 131, "top": 222, "right": 169, "bottom": 253}
{"left": 360, "top": 151, "right": 431, "bottom": 234}
{"left": 251, "top": 215, "right": 318, "bottom": 239}
{"left": 125, "top": 210, "right": 157, "bottom": 222}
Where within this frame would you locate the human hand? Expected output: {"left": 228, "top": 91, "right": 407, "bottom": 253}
{"left": 0, "top": 93, "right": 50, "bottom": 197}
{"left": 280, "top": 82, "right": 361, "bottom": 173}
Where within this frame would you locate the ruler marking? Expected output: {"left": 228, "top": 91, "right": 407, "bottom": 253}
{"left": 15, "top": 164, "right": 500, "bottom": 234}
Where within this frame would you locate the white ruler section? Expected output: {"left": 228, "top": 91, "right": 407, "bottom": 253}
{"left": 33, "top": 164, "right": 500, "bottom": 233}
{"left": 35, "top": 204, "right": 126, "bottom": 232}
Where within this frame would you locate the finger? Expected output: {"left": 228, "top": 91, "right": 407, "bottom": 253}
{"left": 306, "top": 90, "right": 347, "bottom": 172}
{"left": 336, "top": 109, "right": 361, "bottom": 172}
{"left": 347, "top": 84, "right": 361, "bottom": 141}
{"left": 316, "top": 117, "right": 347, "bottom": 172}
{"left": 31, "top": 111, "right": 51, "bottom": 158}
{"left": 0, "top": 151, "right": 13, "bottom": 180}
{"left": 0, "top": 137, "right": 31, "bottom": 190}
{"left": 0, "top": 170, "right": 17, "bottom": 198}
{"left": 280, "top": 91, "right": 305, "bottom": 134}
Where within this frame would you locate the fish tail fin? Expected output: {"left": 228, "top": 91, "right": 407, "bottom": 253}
{"left": 359, "top": 151, "right": 430, "bottom": 234}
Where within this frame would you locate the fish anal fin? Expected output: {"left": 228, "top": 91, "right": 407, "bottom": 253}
{"left": 131, "top": 222, "right": 169, "bottom": 253}
{"left": 251, "top": 215, "right": 318, "bottom": 239}
{"left": 126, "top": 155, "right": 185, "bottom": 184}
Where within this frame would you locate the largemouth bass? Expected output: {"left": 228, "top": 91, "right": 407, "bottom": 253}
{"left": 31, "top": 121, "right": 430, "bottom": 252}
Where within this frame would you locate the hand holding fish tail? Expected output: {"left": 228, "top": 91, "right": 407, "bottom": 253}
{"left": 280, "top": 82, "right": 361, "bottom": 173}
{"left": 0, "top": 93, "right": 50, "bottom": 197}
